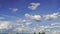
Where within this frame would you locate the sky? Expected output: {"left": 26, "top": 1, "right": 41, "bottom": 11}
{"left": 0, "top": 0, "right": 60, "bottom": 34}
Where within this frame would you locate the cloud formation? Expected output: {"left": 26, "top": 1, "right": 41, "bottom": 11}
{"left": 52, "top": 30, "right": 60, "bottom": 34}
{"left": 43, "top": 12, "right": 60, "bottom": 21}
{"left": 14, "top": 27, "right": 28, "bottom": 31}
{"left": 51, "top": 22, "right": 60, "bottom": 26}
{"left": 9, "top": 8, "right": 18, "bottom": 12}
{"left": 25, "top": 13, "right": 41, "bottom": 21}
{"left": 17, "top": 19, "right": 32, "bottom": 26}
{"left": 28, "top": 2, "right": 40, "bottom": 10}
{"left": 0, "top": 12, "right": 60, "bottom": 34}
{"left": 0, "top": 21, "right": 13, "bottom": 30}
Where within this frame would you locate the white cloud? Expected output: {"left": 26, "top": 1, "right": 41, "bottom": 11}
{"left": 46, "top": 30, "right": 60, "bottom": 34}
{"left": 31, "top": 26, "right": 60, "bottom": 34}
{"left": 2, "top": 15, "right": 20, "bottom": 19}
{"left": 31, "top": 27, "right": 46, "bottom": 34}
{"left": 32, "top": 15, "right": 41, "bottom": 21}
{"left": 51, "top": 22, "right": 60, "bottom": 26}
{"left": 28, "top": 2, "right": 40, "bottom": 10}
{"left": 17, "top": 19, "right": 31, "bottom": 23}
{"left": 45, "top": 29, "right": 51, "bottom": 32}
{"left": 40, "top": 25, "right": 60, "bottom": 29}
{"left": 0, "top": 20, "right": 31, "bottom": 33}
{"left": 17, "top": 19, "right": 32, "bottom": 26}
{"left": 34, "top": 24, "right": 59, "bottom": 32}
{"left": 43, "top": 12, "right": 60, "bottom": 21}
{"left": 52, "top": 31, "right": 57, "bottom": 34}
{"left": 25, "top": 13, "right": 41, "bottom": 21}
{"left": 52, "top": 30, "right": 60, "bottom": 34}
{"left": 0, "top": 21, "right": 13, "bottom": 30}
{"left": 13, "top": 27, "right": 30, "bottom": 33}
{"left": 16, "top": 24, "right": 25, "bottom": 27}
{"left": 14, "top": 27, "right": 25, "bottom": 31}
{"left": 9, "top": 8, "right": 18, "bottom": 12}
{"left": 25, "top": 22, "right": 32, "bottom": 26}
{"left": 33, "top": 27, "right": 37, "bottom": 32}
{"left": 25, "top": 13, "right": 31, "bottom": 18}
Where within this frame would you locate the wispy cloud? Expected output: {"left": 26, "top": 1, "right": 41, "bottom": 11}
{"left": 13, "top": 27, "right": 31, "bottom": 33}
{"left": 43, "top": 12, "right": 60, "bottom": 21}
{"left": 51, "top": 22, "right": 60, "bottom": 26}
{"left": 17, "top": 19, "right": 32, "bottom": 26}
{"left": 28, "top": 2, "right": 40, "bottom": 10}
{"left": 9, "top": 8, "right": 18, "bottom": 12}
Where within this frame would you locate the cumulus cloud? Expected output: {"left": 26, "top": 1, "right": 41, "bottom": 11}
{"left": 25, "top": 13, "right": 41, "bottom": 21}
{"left": 9, "top": 8, "right": 18, "bottom": 12}
{"left": 28, "top": 2, "right": 40, "bottom": 10}
{"left": 0, "top": 21, "right": 13, "bottom": 30}
{"left": 0, "top": 21, "right": 14, "bottom": 34}
{"left": 43, "top": 12, "right": 60, "bottom": 21}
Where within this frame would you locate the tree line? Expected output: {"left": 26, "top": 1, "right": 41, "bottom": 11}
{"left": 16, "top": 32, "right": 45, "bottom": 34}
{"left": 34, "top": 32, "right": 45, "bottom": 34}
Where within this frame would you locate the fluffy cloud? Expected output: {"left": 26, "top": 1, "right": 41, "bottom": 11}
{"left": 43, "top": 12, "right": 60, "bottom": 21}
{"left": 25, "top": 12, "right": 60, "bottom": 21}
{"left": 9, "top": 8, "right": 18, "bottom": 12}
{"left": 0, "top": 21, "right": 13, "bottom": 30}
{"left": 25, "top": 13, "right": 41, "bottom": 21}
{"left": 17, "top": 19, "right": 32, "bottom": 26}
{"left": 28, "top": 2, "right": 40, "bottom": 10}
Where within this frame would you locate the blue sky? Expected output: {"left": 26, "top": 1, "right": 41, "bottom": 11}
{"left": 0, "top": 0, "right": 60, "bottom": 34}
